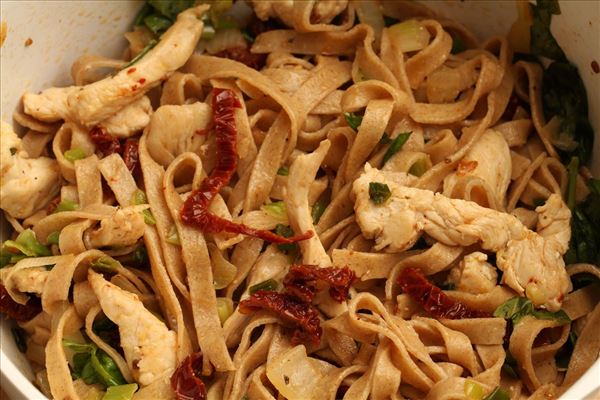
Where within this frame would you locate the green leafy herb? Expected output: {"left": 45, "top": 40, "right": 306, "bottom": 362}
{"left": 249, "top": 278, "right": 278, "bottom": 295}
{"left": 166, "top": 226, "right": 180, "bottom": 245}
{"left": 216, "top": 297, "right": 234, "bottom": 325}
{"left": 378, "top": 133, "right": 392, "bottom": 145}
{"left": 408, "top": 159, "right": 429, "bottom": 177}
{"left": 1, "top": 229, "right": 51, "bottom": 262}
{"left": 311, "top": 199, "right": 328, "bottom": 225}
{"left": 565, "top": 177, "right": 600, "bottom": 265}
{"left": 382, "top": 132, "right": 412, "bottom": 165}
{"left": 134, "top": 3, "right": 153, "bottom": 26}
{"left": 11, "top": 327, "right": 27, "bottom": 353}
{"left": 64, "top": 339, "right": 126, "bottom": 387}
{"left": 123, "top": 39, "right": 158, "bottom": 69}
{"left": 368, "top": 182, "right": 391, "bottom": 205}
{"left": 91, "top": 256, "right": 122, "bottom": 274}
{"left": 483, "top": 386, "right": 510, "bottom": 400}
{"left": 451, "top": 33, "right": 466, "bottom": 54}
{"left": 277, "top": 166, "right": 289, "bottom": 176}
{"left": 102, "top": 383, "right": 138, "bottom": 400}
{"left": 261, "top": 201, "right": 287, "bottom": 221}
{"left": 64, "top": 148, "right": 87, "bottom": 163}
{"left": 493, "top": 297, "right": 571, "bottom": 325}
{"left": 242, "top": 29, "right": 255, "bottom": 43}
{"left": 46, "top": 231, "right": 60, "bottom": 245}
{"left": 344, "top": 112, "right": 363, "bottom": 131}
{"left": 530, "top": 0, "right": 565, "bottom": 61}
{"left": 53, "top": 199, "right": 79, "bottom": 213}
{"left": 133, "top": 246, "right": 148, "bottom": 267}
{"left": 274, "top": 224, "right": 297, "bottom": 253}
{"left": 131, "top": 189, "right": 156, "bottom": 225}
{"left": 147, "top": 0, "right": 195, "bottom": 20}
{"left": 143, "top": 14, "right": 172, "bottom": 35}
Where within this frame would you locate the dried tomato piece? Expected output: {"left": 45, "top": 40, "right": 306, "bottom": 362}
{"left": 284, "top": 264, "right": 356, "bottom": 303}
{"left": 89, "top": 126, "right": 121, "bottom": 157}
{"left": 0, "top": 284, "right": 41, "bottom": 322}
{"left": 181, "top": 88, "right": 313, "bottom": 245}
{"left": 397, "top": 268, "right": 489, "bottom": 319}
{"left": 214, "top": 47, "right": 266, "bottom": 70}
{"left": 239, "top": 290, "right": 322, "bottom": 346}
{"left": 170, "top": 352, "right": 207, "bottom": 400}
{"left": 122, "top": 139, "right": 139, "bottom": 174}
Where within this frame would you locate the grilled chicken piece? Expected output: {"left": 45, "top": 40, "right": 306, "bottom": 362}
{"left": 0, "top": 121, "right": 60, "bottom": 218}
{"left": 87, "top": 208, "right": 146, "bottom": 249}
{"left": 447, "top": 252, "right": 497, "bottom": 294}
{"left": 352, "top": 165, "right": 571, "bottom": 311}
{"left": 250, "top": 0, "right": 348, "bottom": 27}
{"left": 0, "top": 266, "right": 49, "bottom": 295}
{"left": 67, "top": 5, "right": 209, "bottom": 126}
{"left": 88, "top": 270, "right": 177, "bottom": 386}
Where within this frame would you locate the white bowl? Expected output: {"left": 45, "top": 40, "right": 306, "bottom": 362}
{"left": 0, "top": 1, "right": 599, "bottom": 399}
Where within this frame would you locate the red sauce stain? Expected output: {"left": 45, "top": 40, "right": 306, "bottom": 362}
{"left": 138, "top": 78, "right": 146, "bottom": 85}
{"left": 592, "top": 60, "right": 599, "bottom": 74}
{"left": 127, "top": 67, "right": 137, "bottom": 74}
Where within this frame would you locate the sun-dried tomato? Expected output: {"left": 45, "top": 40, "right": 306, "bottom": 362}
{"left": 239, "top": 290, "right": 322, "bottom": 346}
{"left": 214, "top": 47, "right": 266, "bottom": 70}
{"left": 0, "top": 284, "right": 41, "bottom": 322}
{"left": 122, "top": 139, "right": 139, "bottom": 174}
{"left": 284, "top": 264, "right": 356, "bottom": 303}
{"left": 397, "top": 268, "right": 489, "bottom": 319}
{"left": 89, "top": 126, "right": 121, "bottom": 157}
{"left": 170, "top": 352, "right": 206, "bottom": 400}
{"left": 180, "top": 88, "right": 313, "bottom": 245}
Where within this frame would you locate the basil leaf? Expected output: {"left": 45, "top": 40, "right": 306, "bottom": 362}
{"left": 344, "top": 112, "right": 363, "bottom": 131}
{"left": 102, "top": 383, "right": 138, "bottom": 400}
{"left": 46, "top": 231, "right": 60, "bottom": 246}
{"left": 382, "top": 132, "right": 412, "bottom": 165}
{"left": 261, "top": 201, "right": 287, "bottom": 221}
{"left": 144, "top": 14, "right": 172, "bottom": 35}
{"left": 148, "top": 0, "right": 195, "bottom": 20}
{"left": 530, "top": 0, "right": 565, "bottom": 61}
{"left": 134, "top": 3, "right": 153, "bottom": 26}
{"left": 249, "top": 279, "right": 278, "bottom": 295}
{"left": 62, "top": 339, "right": 97, "bottom": 353}
{"left": 369, "top": 182, "right": 391, "bottom": 205}
{"left": 494, "top": 297, "right": 570, "bottom": 325}
{"left": 92, "top": 349, "right": 127, "bottom": 386}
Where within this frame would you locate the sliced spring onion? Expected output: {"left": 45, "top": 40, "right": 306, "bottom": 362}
{"left": 261, "top": 201, "right": 288, "bottom": 222}
{"left": 91, "top": 256, "right": 122, "bottom": 274}
{"left": 277, "top": 166, "right": 289, "bottom": 176}
{"left": 166, "top": 226, "right": 180, "bottom": 245}
{"left": 344, "top": 112, "right": 363, "bottom": 131}
{"left": 249, "top": 278, "right": 278, "bottom": 295}
{"left": 382, "top": 132, "right": 412, "bottom": 165}
{"left": 123, "top": 39, "right": 158, "bottom": 69}
{"left": 464, "top": 380, "right": 485, "bottom": 400}
{"left": 482, "top": 386, "right": 510, "bottom": 400}
{"left": 388, "top": 19, "right": 431, "bottom": 53}
{"left": 311, "top": 199, "right": 328, "bottom": 225}
{"left": 2, "top": 229, "right": 51, "bottom": 257}
{"left": 64, "top": 148, "right": 87, "bottom": 163}
{"left": 216, "top": 297, "right": 234, "bottom": 325}
{"left": 101, "top": 383, "right": 138, "bottom": 400}
{"left": 46, "top": 231, "right": 60, "bottom": 245}
{"left": 53, "top": 199, "right": 79, "bottom": 213}
{"left": 408, "top": 157, "right": 431, "bottom": 177}
{"left": 143, "top": 14, "right": 171, "bottom": 35}
{"left": 369, "top": 182, "right": 391, "bottom": 205}
{"left": 131, "top": 189, "right": 148, "bottom": 205}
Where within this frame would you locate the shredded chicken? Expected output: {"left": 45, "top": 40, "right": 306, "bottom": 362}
{"left": 96, "top": 96, "right": 152, "bottom": 138}
{"left": 67, "top": 5, "right": 209, "bottom": 126}
{"left": 88, "top": 270, "right": 177, "bottom": 386}
{"left": 22, "top": 86, "right": 78, "bottom": 122}
{"left": 250, "top": 0, "right": 347, "bottom": 27}
{"left": 86, "top": 208, "right": 146, "bottom": 249}
{"left": 448, "top": 252, "right": 497, "bottom": 294}
{"left": 353, "top": 165, "right": 571, "bottom": 311}
{"left": 0, "top": 121, "right": 61, "bottom": 219}
{"left": 0, "top": 266, "right": 49, "bottom": 295}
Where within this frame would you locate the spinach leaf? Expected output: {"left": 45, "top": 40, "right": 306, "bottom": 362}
{"left": 148, "top": 0, "right": 195, "bottom": 20}
{"left": 494, "top": 297, "right": 570, "bottom": 325}
{"left": 277, "top": 166, "right": 289, "bottom": 176}
{"left": 565, "top": 173, "right": 600, "bottom": 265}
{"left": 369, "top": 182, "right": 391, "bottom": 205}
{"left": 530, "top": 0, "right": 565, "bottom": 60}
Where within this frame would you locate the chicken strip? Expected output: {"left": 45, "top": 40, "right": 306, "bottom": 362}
{"left": 67, "top": 5, "right": 209, "bottom": 126}
{"left": 447, "top": 252, "right": 497, "bottom": 294}
{"left": 353, "top": 165, "right": 571, "bottom": 311}
{"left": 86, "top": 208, "right": 146, "bottom": 249}
{"left": 0, "top": 121, "right": 60, "bottom": 218}
{"left": 88, "top": 270, "right": 177, "bottom": 386}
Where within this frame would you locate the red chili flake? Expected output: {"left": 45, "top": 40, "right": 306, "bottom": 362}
{"left": 46, "top": 195, "right": 61, "bottom": 214}
{"left": 138, "top": 78, "right": 146, "bottom": 85}
{"left": 214, "top": 47, "right": 266, "bottom": 70}
{"left": 0, "top": 284, "right": 41, "bottom": 322}
{"left": 284, "top": 264, "right": 356, "bottom": 303}
{"left": 127, "top": 67, "right": 136, "bottom": 74}
{"left": 239, "top": 290, "right": 322, "bottom": 346}
{"left": 397, "top": 268, "right": 489, "bottom": 319}
{"left": 170, "top": 352, "right": 207, "bottom": 400}
{"left": 89, "top": 126, "right": 121, "bottom": 157}
{"left": 180, "top": 88, "right": 313, "bottom": 244}
{"left": 122, "top": 139, "right": 139, "bottom": 174}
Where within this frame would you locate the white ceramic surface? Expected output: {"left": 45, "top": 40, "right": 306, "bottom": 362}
{"left": 0, "top": 1, "right": 599, "bottom": 399}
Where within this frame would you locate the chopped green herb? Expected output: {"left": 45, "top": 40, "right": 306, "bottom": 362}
{"left": 261, "top": 201, "right": 287, "bottom": 221}
{"left": 123, "top": 39, "right": 158, "bottom": 69}
{"left": 482, "top": 386, "right": 510, "bottom": 400}
{"left": 378, "top": 133, "right": 392, "bottom": 145}
{"left": 530, "top": 0, "right": 565, "bottom": 61}
{"left": 216, "top": 297, "right": 234, "bottom": 325}
{"left": 249, "top": 278, "right": 278, "bottom": 295}
{"left": 53, "top": 199, "right": 79, "bottom": 213}
{"left": 132, "top": 189, "right": 148, "bottom": 205}
{"left": 277, "top": 166, "right": 289, "bottom": 176}
{"left": 132, "top": 246, "right": 148, "bottom": 268}
{"left": 148, "top": 0, "right": 195, "bottom": 20}
{"left": 102, "top": 383, "right": 138, "bottom": 400}
{"left": 46, "top": 231, "right": 60, "bottom": 245}
{"left": 64, "top": 339, "right": 126, "bottom": 387}
{"left": 143, "top": 14, "right": 172, "bottom": 35}
{"left": 91, "top": 256, "right": 122, "bottom": 274}
{"left": 274, "top": 224, "right": 297, "bottom": 253}
{"left": 166, "top": 226, "right": 180, "bottom": 245}
{"left": 344, "top": 112, "right": 363, "bottom": 131}
{"left": 501, "top": 351, "right": 518, "bottom": 379}
{"left": 493, "top": 297, "right": 571, "bottom": 325}
{"left": 382, "top": 132, "right": 412, "bottom": 165}
{"left": 369, "top": 182, "right": 391, "bottom": 205}
{"left": 64, "top": 148, "right": 87, "bottom": 163}
{"left": 311, "top": 199, "right": 328, "bottom": 225}
{"left": 134, "top": 3, "right": 153, "bottom": 26}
